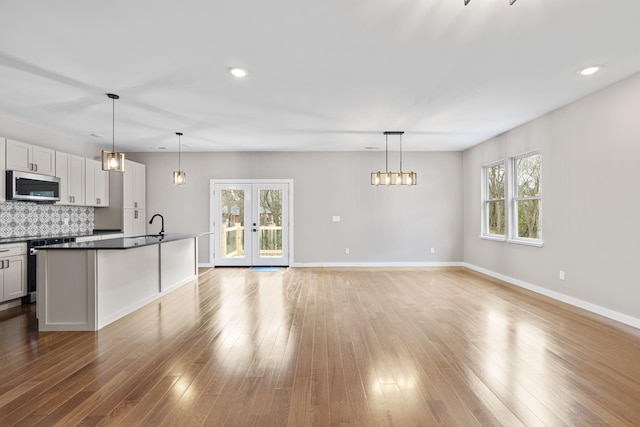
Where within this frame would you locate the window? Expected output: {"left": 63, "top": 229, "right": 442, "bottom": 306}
{"left": 511, "top": 152, "right": 542, "bottom": 243}
{"left": 482, "top": 161, "right": 505, "bottom": 238}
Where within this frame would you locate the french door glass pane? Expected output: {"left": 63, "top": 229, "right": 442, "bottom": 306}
{"left": 259, "top": 189, "right": 283, "bottom": 258}
{"left": 221, "top": 189, "right": 245, "bottom": 258}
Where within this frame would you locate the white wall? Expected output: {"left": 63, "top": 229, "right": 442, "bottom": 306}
{"left": 463, "top": 72, "right": 640, "bottom": 323}
{"left": 127, "top": 151, "right": 464, "bottom": 265}
{"left": 0, "top": 115, "right": 100, "bottom": 158}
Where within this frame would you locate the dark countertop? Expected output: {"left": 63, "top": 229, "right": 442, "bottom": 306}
{"left": 33, "top": 233, "right": 197, "bottom": 250}
{"left": 0, "top": 230, "right": 123, "bottom": 245}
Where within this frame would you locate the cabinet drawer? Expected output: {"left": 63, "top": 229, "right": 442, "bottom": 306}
{"left": 0, "top": 243, "right": 27, "bottom": 256}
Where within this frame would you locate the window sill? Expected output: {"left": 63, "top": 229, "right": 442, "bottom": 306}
{"left": 479, "top": 234, "right": 506, "bottom": 242}
{"left": 507, "top": 238, "right": 544, "bottom": 248}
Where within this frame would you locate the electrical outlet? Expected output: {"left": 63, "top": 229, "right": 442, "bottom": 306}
{"left": 345, "top": 248, "right": 350, "bottom": 254}
{"left": 63, "top": 217, "right": 70, "bottom": 226}
{"left": 559, "top": 270, "right": 565, "bottom": 281}
{"left": 430, "top": 248, "right": 435, "bottom": 254}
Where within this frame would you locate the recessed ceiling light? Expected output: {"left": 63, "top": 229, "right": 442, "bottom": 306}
{"left": 90, "top": 133, "right": 104, "bottom": 138}
{"left": 157, "top": 146, "right": 167, "bottom": 150}
{"left": 365, "top": 146, "right": 381, "bottom": 150}
{"left": 229, "top": 67, "right": 248, "bottom": 78}
{"left": 579, "top": 66, "right": 601, "bottom": 76}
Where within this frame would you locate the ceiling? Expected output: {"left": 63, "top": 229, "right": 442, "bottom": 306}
{"left": 1, "top": 0, "right": 639, "bottom": 153}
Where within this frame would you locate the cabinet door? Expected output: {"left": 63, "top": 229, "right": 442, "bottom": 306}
{"left": 123, "top": 160, "right": 135, "bottom": 209}
{"left": 95, "top": 167, "right": 109, "bottom": 206}
{"left": 123, "top": 209, "right": 146, "bottom": 237}
{"left": 69, "top": 154, "right": 86, "bottom": 205}
{"left": 123, "top": 160, "right": 145, "bottom": 209}
{"left": 134, "top": 209, "right": 146, "bottom": 235}
{"left": 31, "top": 146, "right": 55, "bottom": 175}
{"left": 85, "top": 159, "right": 109, "bottom": 207}
{"left": 56, "top": 152, "right": 71, "bottom": 204}
{"left": 2, "top": 256, "right": 27, "bottom": 301}
{"left": 85, "top": 159, "right": 97, "bottom": 206}
{"left": 5, "top": 139, "right": 31, "bottom": 172}
{"left": 134, "top": 162, "right": 146, "bottom": 209}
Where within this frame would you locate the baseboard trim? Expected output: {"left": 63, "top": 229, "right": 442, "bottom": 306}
{"left": 291, "top": 262, "right": 464, "bottom": 268}
{"left": 463, "top": 263, "right": 640, "bottom": 330}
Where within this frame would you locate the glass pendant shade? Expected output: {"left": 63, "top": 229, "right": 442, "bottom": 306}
{"left": 173, "top": 170, "right": 186, "bottom": 186}
{"left": 373, "top": 171, "right": 381, "bottom": 186}
{"left": 101, "top": 150, "right": 125, "bottom": 172}
{"left": 102, "top": 93, "right": 125, "bottom": 172}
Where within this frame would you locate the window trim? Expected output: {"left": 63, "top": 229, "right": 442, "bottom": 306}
{"left": 508, "top": 150, "right": 543, "bottom": 247}
{"left": 480, "top": 160, "right": 506, "bottom": 241}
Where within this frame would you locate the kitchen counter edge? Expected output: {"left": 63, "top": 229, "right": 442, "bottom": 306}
{"left": 34, "top": 233, "right": 198, "bottom": 250}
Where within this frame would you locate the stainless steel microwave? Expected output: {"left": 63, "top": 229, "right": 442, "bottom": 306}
{"left": 5, "top": 170, "right": 61, "bottom": 203}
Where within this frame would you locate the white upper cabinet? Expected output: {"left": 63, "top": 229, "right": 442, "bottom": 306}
{"left": 56, "top": 151, "right": 85, "bottom": 205}
{"left": 5, "top": 139, "right": 55, "bottom": 176}
{"left": 85, "top": 158, "right": 109, "bottom": 207}
{"left": 123, "top": 160, "right": 146, "bottom": 209}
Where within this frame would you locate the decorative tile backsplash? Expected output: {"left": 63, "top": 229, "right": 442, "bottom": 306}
{"left": 0, "top": 201, "right": 94, "bottom": 238}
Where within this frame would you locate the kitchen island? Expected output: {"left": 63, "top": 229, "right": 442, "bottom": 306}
{"left": 36, "top": 233, "right": 198, "bottom": 331}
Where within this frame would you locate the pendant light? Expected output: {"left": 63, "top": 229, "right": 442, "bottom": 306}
{"left": 371, "top": 131, "right": 417, "bottom": 187}
{"left": 101, "top": 93, "right": 125, "bottom": 172}
{"left": 172, "top": 132, "right": 186, "bottom": 186}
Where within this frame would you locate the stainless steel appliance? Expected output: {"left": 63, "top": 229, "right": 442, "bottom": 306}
{"left": 24, "top": 236, "right": 76, "bottom": 303}
{"left": 6, "top": 170, "right": 61, "bottom": 203}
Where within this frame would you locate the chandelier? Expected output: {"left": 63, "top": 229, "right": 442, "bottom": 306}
{"left": 371, "top": 131, "right": 417, "bottom": 187}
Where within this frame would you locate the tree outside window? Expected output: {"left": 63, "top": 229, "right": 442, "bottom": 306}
{"left": 513, "top": 152, "right": 542, "bottom": 240}
{"left": 483, "top": 162, "right": 505, "bottom": 236}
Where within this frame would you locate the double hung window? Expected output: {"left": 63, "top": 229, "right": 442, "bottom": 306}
{"left": 512, "top": 152, "right": 542, "bottom": 243}
{"left": 481, "top": 151, "right": 542, "bottom": 246}
{"left": 482, "top": 161, "right": 505, "bottom": 238}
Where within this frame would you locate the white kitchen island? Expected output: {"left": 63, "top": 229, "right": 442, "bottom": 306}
{"left": 36, "top": 233, "right": 198, "bottom": 331}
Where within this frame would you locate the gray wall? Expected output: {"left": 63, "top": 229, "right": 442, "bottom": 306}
{"left": 127, "top": 151, "right": 464, "bottom": 265}
{"left": 463, "top": 72, "right": 640, "bottom": 322}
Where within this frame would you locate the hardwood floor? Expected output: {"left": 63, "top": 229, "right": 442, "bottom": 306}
{"left": 0, "top": 267, "right": 639, "bottom": 426}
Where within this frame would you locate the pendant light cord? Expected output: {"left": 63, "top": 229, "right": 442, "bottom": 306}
{"left": 112, "top": 96, "right": 115, "bottom": 152}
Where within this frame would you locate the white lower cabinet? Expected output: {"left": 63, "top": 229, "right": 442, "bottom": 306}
{"left": 0, "top": 243, "right": 27, "bottom": 302}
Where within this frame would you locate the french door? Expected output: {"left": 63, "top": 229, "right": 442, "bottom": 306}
{"left": 212, "top": 181, "right": 291, "bottom": 266}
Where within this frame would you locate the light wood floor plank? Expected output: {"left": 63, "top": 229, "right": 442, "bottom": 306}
{"left": 1, "top": 267, "right": 639, "bottom": 426}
